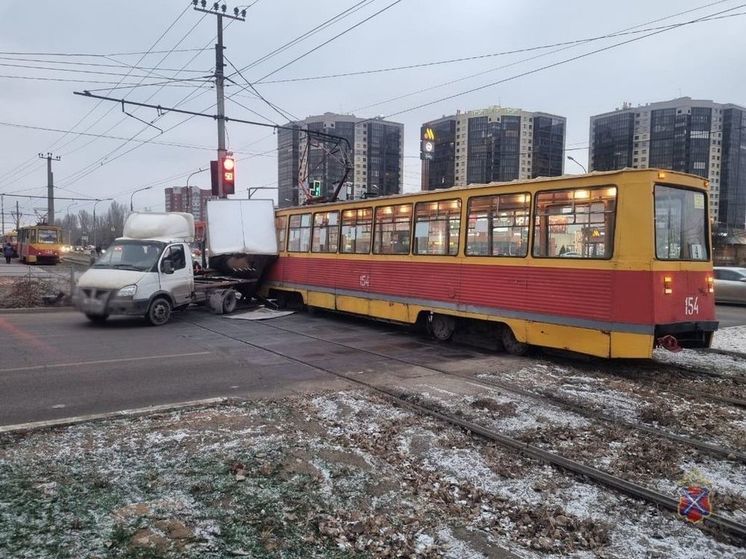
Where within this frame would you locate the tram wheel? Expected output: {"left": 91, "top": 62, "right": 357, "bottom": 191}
{"left": 501, "top": 325, "right": 530, "bottom": 356}
{"left": 428, "top": 313, "right": 456, "bottom": 341}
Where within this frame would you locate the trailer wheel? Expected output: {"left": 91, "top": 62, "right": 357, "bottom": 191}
{"left": 427, "top": 313, "right": 456, "bottom": 341}
{"left": 85, "top": 313, "right": 108, "bottom": 324}
{"left": 501, "top": 325, "right": 529, "bottom": 356}
{"left": 222, "top": 290, "right": 237, "bottom": 314}
{"left": 147, "top": 297, "right": 172, "bottom": 326}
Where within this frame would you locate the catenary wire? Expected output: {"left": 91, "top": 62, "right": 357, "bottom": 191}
{"left": 230, "top": 0, "right": 376, "bottom": 76}
{"left": 253, "top": 0, "right": 405, "bottom": 83}
{"left": 382, "top": 4, "right": 746, "bottom": 119}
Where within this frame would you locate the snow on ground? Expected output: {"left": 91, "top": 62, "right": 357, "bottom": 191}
{"left": 1, "top": 391, "right": 745, "bottom": 558}
{"left": 655, "top": 346, "right": 746, "bottom": 375}
{"left": 712, "top": 325, "right": 746, "bottom": 354}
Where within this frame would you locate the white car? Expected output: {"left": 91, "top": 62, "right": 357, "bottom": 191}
{"left": 713, "top": 267, "right": 746, "bottom": 304}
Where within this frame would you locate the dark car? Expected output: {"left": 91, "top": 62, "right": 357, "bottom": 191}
{"left": 713, "top": 267, "right": 746, "bottom": 304}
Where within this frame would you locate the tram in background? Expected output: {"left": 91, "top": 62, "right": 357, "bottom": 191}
{"left": 262, "top": 169, "right": 716, "bottom": 359}
{"left": 17, "top": 224, "right": 64, "bottom": 264}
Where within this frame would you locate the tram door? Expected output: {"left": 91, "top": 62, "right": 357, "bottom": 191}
{"left": 338, "top": 208, "right": 371, "bottom": 316}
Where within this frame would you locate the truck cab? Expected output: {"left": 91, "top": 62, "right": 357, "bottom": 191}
{"left": 73, "top": 213, "right": 195, "bottom": 326}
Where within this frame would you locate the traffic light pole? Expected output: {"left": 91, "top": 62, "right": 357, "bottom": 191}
{"left": 215, "top": 13, "right": 226, "bottom": 199}
{"left": 192, "top": 2, "right": 246, "bottom": 199}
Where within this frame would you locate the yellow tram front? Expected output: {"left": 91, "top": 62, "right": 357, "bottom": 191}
{"left": 18, "top": 225, "right": 63, "bottom": 265}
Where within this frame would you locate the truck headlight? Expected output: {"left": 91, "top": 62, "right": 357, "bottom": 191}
{"left": 117, "top": 284, "right": 137, "bottom": 297}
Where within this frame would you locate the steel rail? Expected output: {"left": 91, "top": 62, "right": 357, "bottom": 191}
{"left": 243, "top": 318, "right": 746, "bottom": 461}
{"left": 177, "top": 315, "right": 746, "bottom": 542}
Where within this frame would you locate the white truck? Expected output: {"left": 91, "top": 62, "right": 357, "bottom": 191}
{"left": 72, "top": 199, "right": 277, "bottom": 325}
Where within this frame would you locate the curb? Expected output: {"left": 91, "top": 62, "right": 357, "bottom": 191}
{"left": 0, "top": 397, "right": 231, "bottom": 434}
{"left": 0, "top": 306, "right": 74, "bottom": 314}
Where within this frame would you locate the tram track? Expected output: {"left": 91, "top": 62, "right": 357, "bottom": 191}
{"left": 235, "top": 318, "right": 746, "bottom": 463}
{"left": 177, "top": 314, "right": 746, "bottom": 543}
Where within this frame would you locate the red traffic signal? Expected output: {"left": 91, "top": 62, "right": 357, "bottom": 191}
{"left": 222, "top": 156, "right": 235, "bottom": 194}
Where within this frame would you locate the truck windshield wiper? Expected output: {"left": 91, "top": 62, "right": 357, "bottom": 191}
{"left": 112, "top": 264, "right": 142, "bottom": 271}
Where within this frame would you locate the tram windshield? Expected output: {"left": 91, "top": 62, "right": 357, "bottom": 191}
{"left": 92, "top": 240, "right": 165, "bottom": 271}
{"left": 654, "top": 185, "right": 709, "bottom": 261}
{"left": 37, "top": 229, "right": 59, "bottom": 244}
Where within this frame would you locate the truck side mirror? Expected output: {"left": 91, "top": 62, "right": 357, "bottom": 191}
{"left": 161, "top": 260, "right": 174, "bottom": 275}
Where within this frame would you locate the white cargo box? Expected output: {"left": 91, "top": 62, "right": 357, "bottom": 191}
{"left": 206, "top": 199, "right": 278, "bottom": 256}
{"left": 122, "top": 212, "right": 194, "bottom": 242}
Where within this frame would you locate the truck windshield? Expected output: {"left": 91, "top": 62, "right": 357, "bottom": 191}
{"left": 654, "top": 184, "right": 709, "bottom": 261}
{"left": 92, "top": 241, "right": 164, "bottom": 271}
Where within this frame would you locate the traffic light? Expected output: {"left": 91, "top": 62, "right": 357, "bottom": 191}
{"left": 311, "top": 180, "right": 321, "bottom": 196}
{"left": 222, "top": 155, "right": 235, "bottom": 195}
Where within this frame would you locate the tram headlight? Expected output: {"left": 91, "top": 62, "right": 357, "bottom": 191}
{"left": 117, "top": 284, "right": 137, "bottom": 297}
{"left": 707, "top": 276, "right": 714, "bottom": 293}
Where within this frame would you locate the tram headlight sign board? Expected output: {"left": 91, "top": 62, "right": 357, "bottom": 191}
{"left": 421, "top": 127, "right": 436, "bottom": 160}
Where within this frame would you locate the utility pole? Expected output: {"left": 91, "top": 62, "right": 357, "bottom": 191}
{"left": 1, "top": 195, "right": 4, "bottom": 236}
{"left": 192, "top": 1, "right": 246, "bottom": 199}
{"left": 38, "top": 152, "right": 61, "bottom": 225}
{"left": 15, "top": 201, "right": 19, "bottom": 231}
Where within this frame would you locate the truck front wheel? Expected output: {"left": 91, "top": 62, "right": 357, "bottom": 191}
{"left": 147, "top": 297, "right": 172, "bottom": 326}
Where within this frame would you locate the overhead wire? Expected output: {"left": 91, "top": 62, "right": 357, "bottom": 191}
{"left": 230, "top": 0, "right": 376, "bottom": 76}
{"left": 224, "top": 56, "right": 298, "bottom": 123}
{"left": 380, "top": 3, "right": 746, "bottom": 119}
{"left": 0, "top": 4, "right": 194, "bottom": 190}
{"left": 253, "top": 0, "right": 405, "bottom": 83}
{"left": 258, "top": 11, "right": 746, "bottom": 85}
{"left": 56, "top": 14, "right": 217, "bottom": 186}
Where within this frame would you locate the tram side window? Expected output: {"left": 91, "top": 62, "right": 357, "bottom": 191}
{"left": 373, "top": 204, "right": 412, "bottom": 255}
{"left": 654, "top": 185, "right": 709, "bottom": 261}
{"left": 312, "top": 211, "right": 340, "bottom": 253}
{"left": 287, "top": 213, "right": 312, "bottom": 252}
{"left": 466, "top": 193, "right": 530, "bottom": 256}
{"left": 275, "top": 216, "right": 287, "bottom": 252}
{"left": 533, "top": 187, "right": 617, "bottom": 259}
{"left": 413, "top": 199, "right": 461, "bottom": 256}
{"left": 341, "top": 208, "right": 373, "bottom": 254}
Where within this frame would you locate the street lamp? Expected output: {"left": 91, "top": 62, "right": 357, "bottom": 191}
{"left": 130, "top": 186, "right": 153, "bottom": 212}
{"left": 93, "top": 198, "right": 112, "bottom": 249}
{"left": 566, "top": 155, "right": 588, "bottom": 174}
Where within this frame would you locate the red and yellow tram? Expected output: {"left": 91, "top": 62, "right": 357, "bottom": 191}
{"left": 262, "top": 169, "right": 716, "bottom": 359}
{"left": 17, "top": 224, "right": 63, "bottom": 264}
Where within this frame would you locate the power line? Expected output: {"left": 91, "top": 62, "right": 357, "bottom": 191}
{"left": 0, "top": 121, "right": 246, "bottom": 153}
{"left": 0, "top": 55, "right": 211, "bottom": 74}
{"left": 254, "top": 0, "right": 405, "bottom": 83}
{"left": 353, "top": 0, "right": 741, "bottom": 112}
{"left": 224, "top": 56, "right": 297, "bottom": 122}
{"left": 231, "top": 0, "right": 375, "bottom": 76}
{"left": 386, "top": 3, "right": 746, "bottom": 119}
{"left": 0, "top": 4, "right": 196, "bottom": 192}
{"left": 259, "top": 11, "right": 746, "bottom": 85}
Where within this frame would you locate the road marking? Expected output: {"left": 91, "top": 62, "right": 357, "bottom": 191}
{"left": 51, "top": 404, "right": 66, "bottom": 409}
{"left": 0, "top": 397, "right": 228, "bottom": 434}
{"left": 0, "top": 351, "right": 212, "bottom": 373}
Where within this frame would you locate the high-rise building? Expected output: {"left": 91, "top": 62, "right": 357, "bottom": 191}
{"left": 420, "top": 106, "right": 566, "bottom": 190}
{"left": 277, "top": 113, "right": 404, "bottom": 208}
{"left": 589, "top": 97, "right": 746, "bottom": 229}
{"left": 164, "top": 186, "right": 211, "bottom": 221}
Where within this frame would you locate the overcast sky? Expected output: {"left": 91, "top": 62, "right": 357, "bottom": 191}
{"left": 0, "top": 0, "right": 744, "bottom": 227}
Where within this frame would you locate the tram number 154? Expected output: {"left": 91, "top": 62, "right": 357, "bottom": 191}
{"left": 685, "top": 296, "right": 700, "bottom": 316}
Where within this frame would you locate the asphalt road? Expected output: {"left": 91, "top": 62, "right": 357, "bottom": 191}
{"left": 716, "top": 303, "right": 746, "bottom": 328}
{"left": 1, "top": 303, "right": 745, "bottom": 428}
{"left": 0, "top": 309, "right": 395, "bottom": 427}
